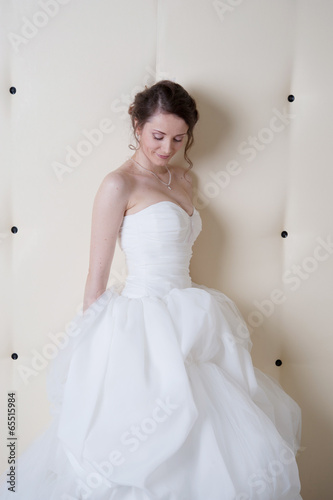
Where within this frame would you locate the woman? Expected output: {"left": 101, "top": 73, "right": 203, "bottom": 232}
{"left": 0, "top": 80, "right": 303, "bottom": 499}
{"left": 82, "top": 82, "right": 197, "bottom": 312}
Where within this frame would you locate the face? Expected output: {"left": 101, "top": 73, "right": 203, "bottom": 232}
{"left": 136, "top": 112, "right": 188, "bottom": 167}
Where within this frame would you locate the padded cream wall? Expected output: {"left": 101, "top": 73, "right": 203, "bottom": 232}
{"left": 0, "top": 1, "right": 332, "bottom": 498}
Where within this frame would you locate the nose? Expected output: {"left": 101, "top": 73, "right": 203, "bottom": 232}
{"left": 160, "top": 139, "right": 173, "bottom": 154}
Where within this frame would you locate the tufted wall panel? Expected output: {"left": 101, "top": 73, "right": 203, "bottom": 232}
{"left": 0, "top": 1, "right": 332, "bottom": 498}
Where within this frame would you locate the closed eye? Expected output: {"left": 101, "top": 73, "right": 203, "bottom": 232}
{"left": 153, "top": 135, "right": 183, "bottom": 143}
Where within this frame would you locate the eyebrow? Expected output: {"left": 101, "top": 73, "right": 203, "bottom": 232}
{"left": 152, "top": 129, "right": 187, "bottom": 136}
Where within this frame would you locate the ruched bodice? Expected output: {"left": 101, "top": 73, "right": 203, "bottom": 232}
{"left": 118, "top": 201, "right": 202, "bottom": 297}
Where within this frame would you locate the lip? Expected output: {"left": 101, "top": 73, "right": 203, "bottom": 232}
{"left": 157, "top": 154, "right": 170, "bottom": 159}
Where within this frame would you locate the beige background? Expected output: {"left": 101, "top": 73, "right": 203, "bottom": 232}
{"left": 1, "top": 0, "right": 332, "bottom": 498}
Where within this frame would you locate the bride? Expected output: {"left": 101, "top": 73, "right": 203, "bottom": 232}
{"left": 0, "top": 80, "right": 302, "bottom": 500}
{"left": 83, "top": 83, "right": 196, "bottom": 311}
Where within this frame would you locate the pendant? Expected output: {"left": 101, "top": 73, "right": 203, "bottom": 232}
{"left": 168, "top": 186, "right": 172, "bottom": 190}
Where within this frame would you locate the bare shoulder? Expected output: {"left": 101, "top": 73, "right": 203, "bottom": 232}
{"left": 94, "top": 166, "right": 134, "bottom": 215}
{"left": 99, "top": 171, "right": 129, "bottom": 197}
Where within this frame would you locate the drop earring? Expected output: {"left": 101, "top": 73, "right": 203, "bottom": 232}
{"left": 128, "top": 134, "right": 140, "bottom": 151}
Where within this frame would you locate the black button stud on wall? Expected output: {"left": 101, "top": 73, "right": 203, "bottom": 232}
{"left": 11, "top": 226, "right": 18, "bottom": 234}
{"left": 281, "top": 231, "right": 288, "bottom": 238}
{"left": 275, "top": 359, "right": 282, "bottom": 367}
{"left": 11, "top": 353, "right": 18, "bottom": 360}
{"left": 9, "top": 87, "right": 17, "bottom": 94}
{"left": 288, "top": 95, "right": 295, "bottom": 102}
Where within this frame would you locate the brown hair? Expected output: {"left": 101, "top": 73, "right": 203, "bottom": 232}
{"left": 128, "top": 80, "right": 199, "bottom": 170}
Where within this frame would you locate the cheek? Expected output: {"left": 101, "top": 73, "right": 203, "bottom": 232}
{"left": 175, "top": 141, "right": 184, "bottom": 151}
{"left": 143, "top": 137, "right": 157, "bottom": 151}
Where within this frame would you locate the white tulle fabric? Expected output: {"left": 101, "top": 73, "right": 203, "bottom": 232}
{"left": 0, "top": 201, "right": 302, "bottom": 500}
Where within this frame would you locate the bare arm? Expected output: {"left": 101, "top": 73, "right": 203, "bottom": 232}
{"left": 83, "top": 172, "right": 129, "bottom": 312}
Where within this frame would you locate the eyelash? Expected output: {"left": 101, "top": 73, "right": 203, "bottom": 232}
{"left": 153, "top": 136, "right": 183, "bottom": 143}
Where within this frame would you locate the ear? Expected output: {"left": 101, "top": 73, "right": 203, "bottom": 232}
{"left": 135, "top": 121, "right": 143, "bottom": 136}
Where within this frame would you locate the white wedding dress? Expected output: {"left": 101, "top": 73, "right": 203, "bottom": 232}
{"left": 0, "top": 200, "right": 302, "bottom": 499}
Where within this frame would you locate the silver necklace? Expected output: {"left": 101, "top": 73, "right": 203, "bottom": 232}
{"left": 131, "top": 158, "right": 172, "bottom": 190}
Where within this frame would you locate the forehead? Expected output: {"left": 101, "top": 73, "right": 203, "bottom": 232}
{"left": 146, "top": 112, "right": 188, "bottom": 133}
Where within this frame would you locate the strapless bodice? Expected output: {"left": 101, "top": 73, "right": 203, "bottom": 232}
{"left": 118, "top": 201, "right": 202, "bottom": 297}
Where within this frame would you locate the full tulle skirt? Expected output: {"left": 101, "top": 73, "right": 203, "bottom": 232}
{"left": 0, "top": 281, "right": 302, "bottom": 499}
